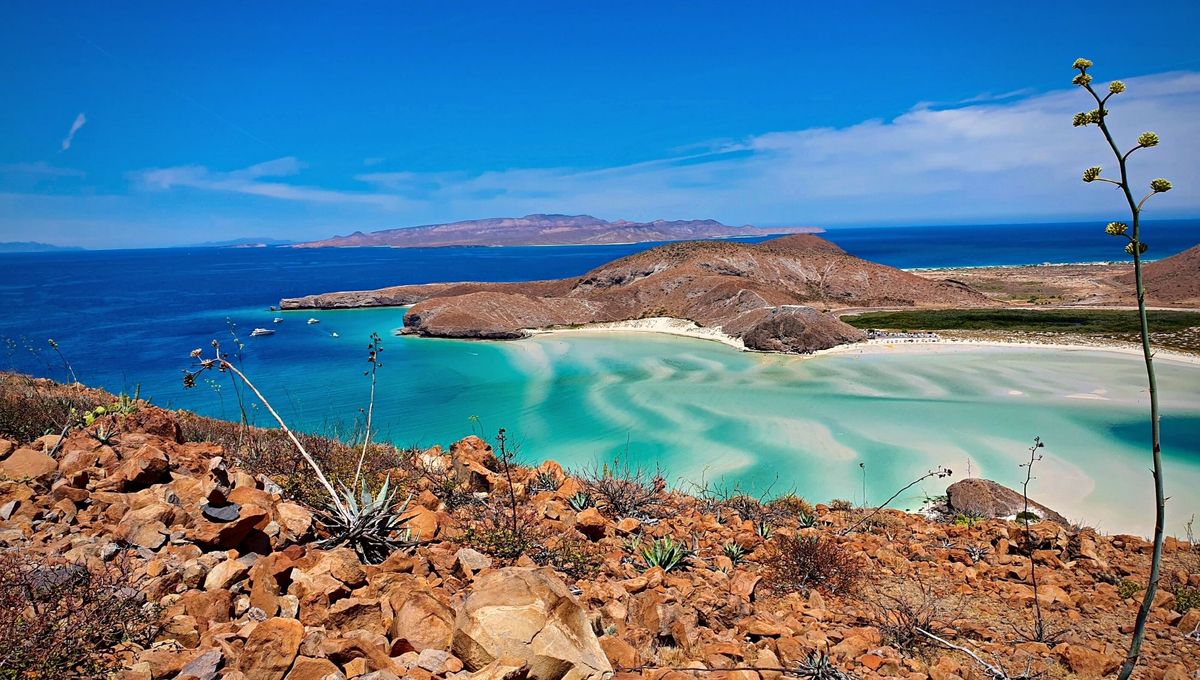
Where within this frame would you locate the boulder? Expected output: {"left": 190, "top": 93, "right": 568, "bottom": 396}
{"left": 0, "top": 448, "right": 58, "bottom": 481}
{"left": 452, "top": 567, "right": 613, "bottom": 680}
{"left": 946, "top": 478, "right": 1068, "bottom": 524}
{"left": 238, "top": 617, "right": 304, "bottom": 680}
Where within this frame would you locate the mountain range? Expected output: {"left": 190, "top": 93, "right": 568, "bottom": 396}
{"left": 292, "top": 214, "right": 820, "bottom": 248}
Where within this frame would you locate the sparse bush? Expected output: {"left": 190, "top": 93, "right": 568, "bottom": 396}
{"left": 724, "top": 494, "right": 769, "bottom": 523}
{"left": 953, "top": 511, "right": 984, "bottom": 528}
{"left": 529, "top": 534, "right": 603, "bottom": 579}
{"left": 829, "top": 498, "right": 853, "bottom": 512}
{"left": 0, "top": 550, "right": 159, "bottom": 678}
{"left": 768, "top": 534, "right": 862, "bottom": 596}
{"left": 869, "top": 573, "right": 960, "bottom": 654}
{"left": 0, "top": 374, "right": 101, "bottom": 443}
{"left": 1117, "top": 578, "right": 1143, "bottom": 600}
{"left": 579, "top": 459, "right": 665, "bottom": 519}
{"left": 769, "top": 493, "right": 815, "bottom": 518}
{"left": 1174, "top": 584, "right": 1200, "bottom": 613}
{"left": 1015, "top": 510, "right": 1040, "bottom": 523}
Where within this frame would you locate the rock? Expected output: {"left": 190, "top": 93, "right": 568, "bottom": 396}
{"left": 188, "top": 503, "right": 269, "bottom": 549}
{"left": 452, "top": 567, "right": 612, "bottom": 680}
{"left": 946, "top": 478, "right": 1067, "bottom": 524}
{"left": 599, "top": 636, "right": 638, "bottom": 669}
{"left": 201, "top": 502, "right": 242, "bottom": 523}
{"left": 204, "top": 558, "right": 251, "bottom": 591}
{"left": 574, "top": 508, "right": 608, "bottom": 540}
{"left": 0, "top": 439, "right": 14, "bottom": 458}
{"left": 389, "top": 589, "right": 455, "bottom": 652}
{"left": 1060, "top": 644, "right": 1121, "bottom": 678}
{"left": 177, "top": 648, "right": 224, "bottom": 680}
{"left": 0, "top": 448, "right": 58, "bottom": 481}
{"left": 468, "top": 656, "right": 530, "bottom": 680}
{"left": 284, "top": 656, "right": 344, "bottom": 680}
{"left": 456, "top": 547, "right": 494, "bottom": 576}
{"left": 239, "top": 617, "right": 304, "bottom": 680}
{"left": 108, "top": 445, "right": 170, "bottom": 490}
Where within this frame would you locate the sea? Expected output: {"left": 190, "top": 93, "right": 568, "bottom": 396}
{"left": 2, "top": 219, "right": 1198, "bottom": 534}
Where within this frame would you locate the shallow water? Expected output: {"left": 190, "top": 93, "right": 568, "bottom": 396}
{"left": 130, "top": 305, "right": 1200, "bottom": 536}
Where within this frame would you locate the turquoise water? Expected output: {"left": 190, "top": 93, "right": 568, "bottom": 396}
{"left": 151, "top": 305, "right": 1200, "bottom": 537}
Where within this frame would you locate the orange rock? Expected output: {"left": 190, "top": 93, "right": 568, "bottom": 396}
{"left": 282, "top": 656, "right": 341, "bottom": 680}
{"left": 238, "top": 617, "right": 304, "bottom": 680}
{"left": 0, "top": 448, "right": 57, "bottom": 481}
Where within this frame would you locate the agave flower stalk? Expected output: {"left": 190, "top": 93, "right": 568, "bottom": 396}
{"left": 1071, "top": 57, "right": 1171, "bottom": 680}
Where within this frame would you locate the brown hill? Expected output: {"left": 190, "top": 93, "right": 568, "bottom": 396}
{"left": 1118, "top": 243, "right": 1200, "bottom": 306}
{"left": 292, "top": 213, "right": 821, "bottom": 248}
{"left": 283, "top": 234, "right": 994, "bottom": 353}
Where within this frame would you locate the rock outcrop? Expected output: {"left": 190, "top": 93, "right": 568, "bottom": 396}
{"left": 452, "top": 568, "right": 612, "bottom": 680}
{"left": 946, "top": 478, "right": 1069, "bottom": 524}
{"left": 284, "top": 234, "right": 993, "bottom": 353}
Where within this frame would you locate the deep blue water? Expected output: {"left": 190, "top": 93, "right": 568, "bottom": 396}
{"left": 1, "top": 219, "right": 1197, "bottom": 397}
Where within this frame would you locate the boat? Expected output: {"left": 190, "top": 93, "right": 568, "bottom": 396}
{"left": 250, "top": 328, "right": 275, "bottom": 337}
{"left": 331, "top": 332, "right": 340, "bottom": 338}
{"left": 307, "top": 318, "right": 320, "bottom": 324}
{"left": 273, "top": 317, "right": 283, "bottom": 323}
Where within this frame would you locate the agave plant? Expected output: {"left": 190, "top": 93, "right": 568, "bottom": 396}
{"left": 721, "top": 541, "right": 746, "bottom": 565}
{"left": 795, "top": 652, "right": 854, "bottom": 680}
{"left": 567, "top": 491, "right": 594, "bottom": 511}
{"left": 755, "top": 520, "right": 775, "bottom": 540}
{"left": 797, "top": 512, "right": 817, "bottom": 528}
{"left": 639, "top": 536, "right": 692, "bottom": 573}
{"left": 316, "top": 474, "right": 418, "bottom": 564}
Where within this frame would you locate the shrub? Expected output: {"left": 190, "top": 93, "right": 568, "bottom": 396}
{"left": 530, "top": 535, "right": 603, "bottom": 579}
{"left": 0, "top": 550, "right": 158, "bottom": 678}
{"left": 1117, "top": 578, "right": 1144, "bottom": 600}
{"left": 953, "top": 511, "right": 984, "bottom": 528}
{"left": 1175, "top": 585, "right": 1200, "bottom": 613}
{"left": 1015, "top": 510, "right": 1040, "bottom": 523}
{"left": 768, "top": 493, "right": 815, "bottom": 518}
{"left": 768, "top": 534, "right": 862, "bottom": 595}
{"left": 0, "top": 374, "right": 101, "bottom": 443}
{"left": 869, "top": 573, "right": 960, "bottom": 653}
{"left": 579, "top": 459, "right": 665, "bottom": 519}
{"left": 829, "top": 498, "right": 854, "bottom": 512}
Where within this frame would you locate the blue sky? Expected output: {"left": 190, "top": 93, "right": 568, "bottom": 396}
{"left": 2, "top": 2, "right": 1199, "bottom": 248}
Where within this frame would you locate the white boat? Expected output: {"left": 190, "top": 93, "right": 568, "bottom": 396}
{"left": 273, "top": 317, "right": 283, "bottom": 323}
{"left": 307, "top": 318, "right": 320, "bottom": 325}
{"left": 331, "top": 332, "right": 340, "bottom": 338}
{"left": 250, "top": 328, "right": 275, "bottom": 337}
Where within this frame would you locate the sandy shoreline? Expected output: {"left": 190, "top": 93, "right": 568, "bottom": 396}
{"left": 525, "top": 316, "right": 1200, "bottom": 365}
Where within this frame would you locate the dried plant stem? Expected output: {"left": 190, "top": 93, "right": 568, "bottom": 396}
{"left": 1020, "top": 437, "right": 1046, "bottom": 641}
{"left": 212, "top": 353, "right": 347, "bottom": 517}
{"left": 841, "top": 466, "right": 951, "bottom": 535}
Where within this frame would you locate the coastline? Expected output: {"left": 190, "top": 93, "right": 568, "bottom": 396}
{"left": 523, "top": 315, "right": 1200, "bottom": 365}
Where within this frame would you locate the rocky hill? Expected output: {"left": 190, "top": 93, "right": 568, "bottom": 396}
{"left": 1, "top": 376, "right": 1197, "bottom": 679}
{"left": 292, "top": 214, "right": 821, "bottom": 249}
{"left": 1119, "top": 243, "right": 1200, "bottom": 307}
{"left": 283, "top": 234, "right": 993, "bottom": 353}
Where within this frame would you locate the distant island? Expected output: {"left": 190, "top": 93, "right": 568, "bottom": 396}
{"left": 0, "top": 241, "right": 84, "bottom": 253}
{"left": 187, "top": 237, "right": 297, "bottom": 248}
{"left": 292, "top": 213, "right": 821, "bottom": 249}
{"left": 283, "top": 233, "right": 990, "bottom": 353}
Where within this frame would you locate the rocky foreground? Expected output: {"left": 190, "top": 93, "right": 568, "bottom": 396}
{"left": 1, "top": 377, "right": 1198, "bottom": 679}
{"left": 283, "top": 235, "right": 993, "bottom": 353}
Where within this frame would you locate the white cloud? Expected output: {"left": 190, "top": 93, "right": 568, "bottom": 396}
{"left": 125, "top": 71, "right": 1200, "bottom": 230}
{"left": 133, "top": 156, "right": 404, "bottom": 208}
{"left": 60, "top": 113, "right": 87, "bottom": 151}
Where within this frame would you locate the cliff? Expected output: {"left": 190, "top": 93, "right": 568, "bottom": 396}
{"left": 292, "top": 214, "right": 821, "bottom": 248}
{"left": 283, "top": 234, "right": 994, "bottom": 353}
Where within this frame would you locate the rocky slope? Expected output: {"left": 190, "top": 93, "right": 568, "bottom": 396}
{"left": 1119, "top": 244, "right": 1200, "bottom": 307}
{"left": 293, "top": 214, "right": 821, "bottom": 249}
{"left": 1, "top": 377, "right": 1198, "bottom": 680}
{"left": 283, "top": 235, "right": 993, "bottom": 353}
